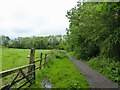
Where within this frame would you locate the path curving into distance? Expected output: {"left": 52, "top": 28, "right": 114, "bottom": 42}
{"left": 67, "top": 54, "right": 118, "bottom": 88}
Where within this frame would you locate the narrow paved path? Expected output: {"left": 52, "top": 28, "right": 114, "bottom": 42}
{"left": 67, "top": 54, "right": 118, "bottom": 88}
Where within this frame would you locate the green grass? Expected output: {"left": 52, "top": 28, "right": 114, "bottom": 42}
{"left": 31, "top": 50, "right": 89, "bottom": 88}
{"left": 1, "top": 48, "right": 89, "bottom": 88}
{"left": 1, "top": 48, "right": 50, "bottom": 88}
{"left": 2, "top": 48, "right": 50, "bottom": 71}
{"left": 87, "top": 56, "right": 120, "bottom": 84}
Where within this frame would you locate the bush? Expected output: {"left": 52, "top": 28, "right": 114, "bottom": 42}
{"left": 88, "top": 56, "right": 120, "bottom": 84}
{"left": 75, "top": 43, "right": 100, "bottom": 60}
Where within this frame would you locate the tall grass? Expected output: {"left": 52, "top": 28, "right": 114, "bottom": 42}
{"left": 31, "top": 50, "right": 89, "bottom": 88}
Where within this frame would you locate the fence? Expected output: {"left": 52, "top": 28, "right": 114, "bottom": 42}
{"left": 0, "top": 48, "right": 50, "bottom": 89}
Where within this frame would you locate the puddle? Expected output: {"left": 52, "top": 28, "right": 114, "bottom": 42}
{"left": 42, "top": 78, "right": 52, "bottom": 88}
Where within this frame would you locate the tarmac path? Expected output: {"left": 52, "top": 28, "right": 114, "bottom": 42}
{"left": 67, "top": 54, "right": 118, "bottom": 88}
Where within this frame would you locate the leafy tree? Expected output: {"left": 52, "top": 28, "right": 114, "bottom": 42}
{"left": 7, "top": 35, "right": 66, "bottom": 50}
{"left": 66, "top": 2, "right": 120, "bottom": 60}
{"left": 1, "top": 36, "right": 10, "bottom": 47}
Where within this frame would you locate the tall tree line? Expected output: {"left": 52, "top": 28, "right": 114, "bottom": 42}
{"left": 66, "top": 2, "right": 120, "bottom": 60}
{"left": 0, "top": 35, "right": 66, "bottom": 50}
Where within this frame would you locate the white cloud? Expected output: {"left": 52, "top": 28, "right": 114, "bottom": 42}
{"left": 0, "top": 0, "right": 78, "bottom": 38}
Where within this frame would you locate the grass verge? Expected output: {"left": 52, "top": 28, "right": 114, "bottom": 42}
{"left": 31, "top": 50, "right": 89, "bottom": 88}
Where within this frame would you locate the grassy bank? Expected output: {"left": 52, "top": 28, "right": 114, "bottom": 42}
{"left": 31, "top": 50, "right": 89, "bottom": 88}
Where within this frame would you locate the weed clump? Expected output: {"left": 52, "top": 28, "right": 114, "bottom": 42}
{"left": 88, "top": 56, "right": 120, "bottom": 84}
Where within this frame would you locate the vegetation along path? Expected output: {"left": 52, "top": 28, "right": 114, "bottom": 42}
{"left": 67, "top": 54, "right": 118, "bottom": 88}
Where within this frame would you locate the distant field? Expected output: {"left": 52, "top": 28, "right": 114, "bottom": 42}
{"left": 1, "top": 48, "right": 50, "bottom": 71}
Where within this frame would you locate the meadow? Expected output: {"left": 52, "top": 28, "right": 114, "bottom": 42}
{"left": 1, "top": 48, "right": 50, "bottom": 71}
{"left": 1, "top": 48, "right": 50, "bottom": 88}
{"left": 1, "top": 48, "right": 89, "bottom": 88}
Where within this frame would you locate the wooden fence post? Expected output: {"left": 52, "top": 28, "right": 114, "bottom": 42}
{"left": 44, "top": 54, "right": 47, "bottom": 67}
{"left": 29, "top": 48, "right": 35, "bottom": 81}
{"left": 29, "top": 48, "right": 35, "bottom": 64}
{"left": 40, "top": 53, "right": 42, "bottom": 69}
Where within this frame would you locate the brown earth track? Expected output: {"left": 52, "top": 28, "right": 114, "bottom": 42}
{"left": 67, "top": 54, "right": 119, "bottom": 88}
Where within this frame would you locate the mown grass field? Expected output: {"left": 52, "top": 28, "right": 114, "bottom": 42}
{"left": 1, "top": 48, "right": 50, "bottom": 71}
{"left": 1, "top": 48, "right": 50, "bottom": 88}
{"left": 1, "top": 48, "right": 89, "bottom": 88}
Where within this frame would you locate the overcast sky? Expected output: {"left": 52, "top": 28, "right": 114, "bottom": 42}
{"left": 0, "top": 0, "right": 78, "bottom": 38}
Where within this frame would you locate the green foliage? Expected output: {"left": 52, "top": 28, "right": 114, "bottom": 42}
{"left": 5, "top": 35, "right": 66, "bottom": 50}
{"left": 100, "top": 29, "right": 120, "bottom": 60}
{"left": 0, "top": 36, "right": 10, "bottom": 47}
{"left": 66, "top": 2, "right": 120, "bottom": 84}
{"left": 66, "top": 2, "right": 120, "bottom": 60}
{"left": 88, "top": 56, "right": 120, "bottom": 84}
{"left": 37, "top": 50, "right": 89, "bottom": 88}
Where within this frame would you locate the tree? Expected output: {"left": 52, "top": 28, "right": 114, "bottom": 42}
{"left": 1, "top": 36, "right": 10, "bottom": 47}
{"left": 66, "top": 2, "right": 120, "bottom": 60}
